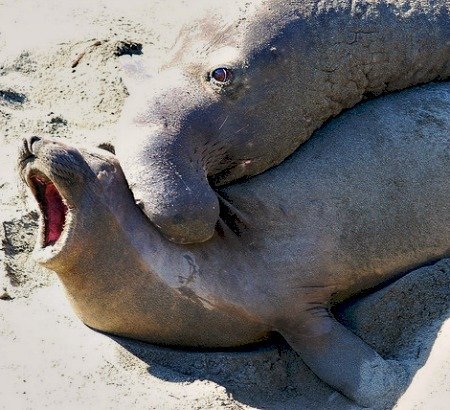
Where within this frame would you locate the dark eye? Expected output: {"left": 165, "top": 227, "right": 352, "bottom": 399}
{"left": 210, "top": 67, "right": 232, "bottom": 84}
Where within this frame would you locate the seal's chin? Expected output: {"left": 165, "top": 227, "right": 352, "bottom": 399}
{"left": 30, "top": 174, "right": 68, "bottom": 247}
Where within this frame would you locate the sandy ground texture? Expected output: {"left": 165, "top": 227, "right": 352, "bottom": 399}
{"left": 1, "top": 1, "right": 449, "bottom": 409}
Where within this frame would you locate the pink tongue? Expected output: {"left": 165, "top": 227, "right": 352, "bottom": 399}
{"left": 45, "top": 183, "right": 66, "bottom": 244}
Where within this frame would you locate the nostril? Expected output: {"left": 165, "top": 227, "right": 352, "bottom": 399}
{"left": 26, "top": 136, "right": 41, "bottom": 154}
{"left": 29, "top": 135, "right": 41, "bottom": 148}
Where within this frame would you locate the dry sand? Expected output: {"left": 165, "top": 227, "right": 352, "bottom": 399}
{"left": 1, "top": 1, "right": 449, "bottom": 409}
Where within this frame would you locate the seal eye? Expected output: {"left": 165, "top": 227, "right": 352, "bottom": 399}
{"left": 210, "top": 67, "right": 233, "bottom": 85}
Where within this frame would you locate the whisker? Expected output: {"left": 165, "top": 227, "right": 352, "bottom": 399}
{"left": 218, "top": 115, "right": 229, "bottom": 130}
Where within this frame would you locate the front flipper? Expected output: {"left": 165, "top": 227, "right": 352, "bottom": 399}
{"left": 277, "top": 309, "right": 410, "bottom": 408}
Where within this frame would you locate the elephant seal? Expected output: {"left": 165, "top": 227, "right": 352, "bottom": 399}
{"left": 116, "top": 0, "right": 450, "bottom": 244}
{"left": 19, "top": 83, "right": 450, "bottom": 407}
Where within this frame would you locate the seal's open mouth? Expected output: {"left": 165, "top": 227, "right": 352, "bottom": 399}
{"left": 29, "top": 174, "right": 68, "bottom": 247}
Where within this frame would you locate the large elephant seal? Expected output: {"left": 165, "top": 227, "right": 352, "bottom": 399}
{"left": 116, "top": 0, "right": 450, "bottom": 244}
{"left": 19, "top": 83, "right": 450, "bottom": 407}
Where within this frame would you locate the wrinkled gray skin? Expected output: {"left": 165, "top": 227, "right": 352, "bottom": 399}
{"left": 116, "top": 0, "right": 450, "bottom": 244}
{"left": 20, "top": 83, "right": 450, "bottom": 408}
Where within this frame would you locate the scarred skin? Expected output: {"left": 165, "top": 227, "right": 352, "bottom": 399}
{"left": 19, "top": 83, "right": 450, "bottom": 407}
{"left": 116, "top": 0, "right": 450, "bottom": 244}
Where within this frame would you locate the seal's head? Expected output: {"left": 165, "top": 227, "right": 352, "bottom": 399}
{"left": 115, "top": 11, "right": 318, "bottom": 245}
{"left": 18, "top": 136, "right": 131, "bottom": 271}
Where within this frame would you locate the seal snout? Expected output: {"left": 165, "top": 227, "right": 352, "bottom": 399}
{"left": 18, "top": 136, "right": 41, "bottom": 170}
{"left": 21, "top": 135, "right": 42, "bottom": 158}
{"left": 19, "top": 136, "right": 70, "bottom": 248}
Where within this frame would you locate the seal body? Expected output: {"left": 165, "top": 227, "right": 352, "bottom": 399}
{"left": 116, "top": 0, "right": 450, "bottom": 244}
{"left": 20, "top": 83, "right": 450, "bottom": 407}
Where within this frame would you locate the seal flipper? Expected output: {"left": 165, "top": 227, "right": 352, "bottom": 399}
{"left": 277, "top": 309, "right": 410, "bottom": 407}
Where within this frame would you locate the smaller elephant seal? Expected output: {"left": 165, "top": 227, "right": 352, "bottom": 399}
{"left": 116, "top": 0, "right": 450, "bottom": 244}
{"left": 19, "top": 83, "right": 450, "bottom": 408}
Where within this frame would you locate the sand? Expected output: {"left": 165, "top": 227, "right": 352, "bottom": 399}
{"left": 1, "top": 1, "right": 449, "bottom": 409}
